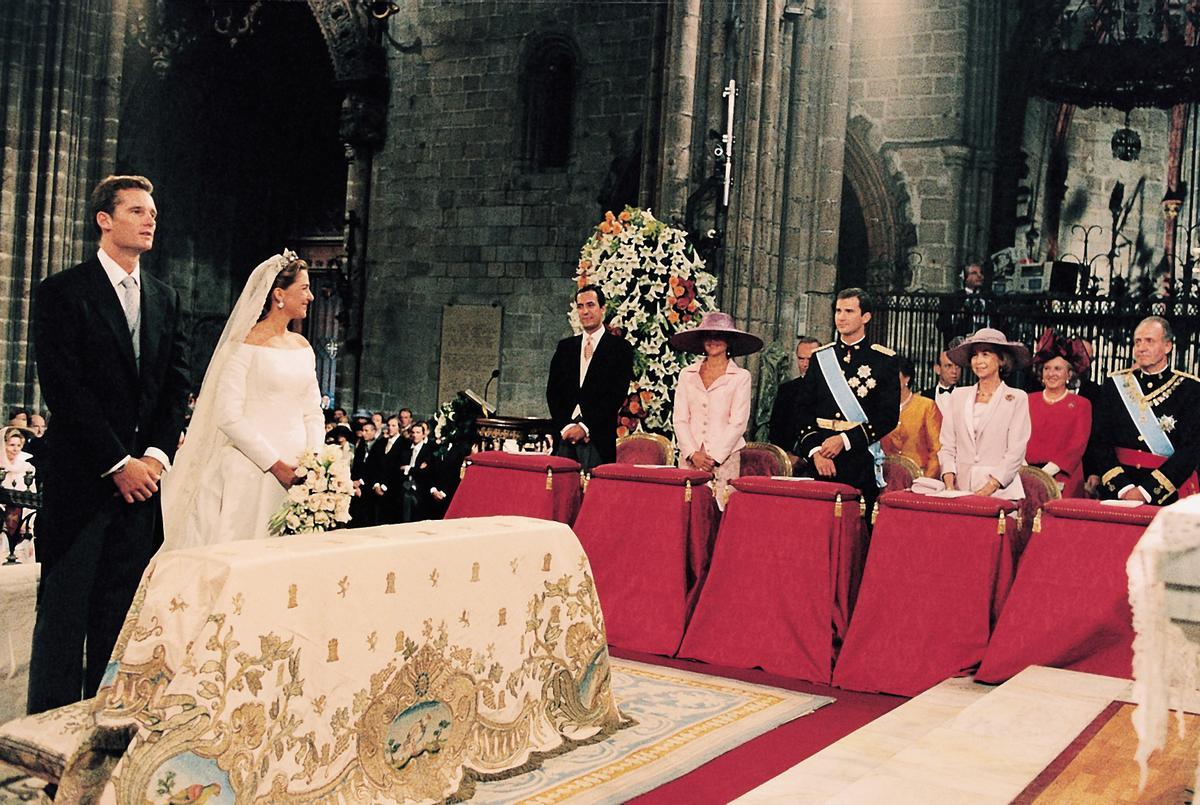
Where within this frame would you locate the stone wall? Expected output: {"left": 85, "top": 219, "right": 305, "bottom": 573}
{"left": 848, "top": 0, "right": 1002, "bottom": 290}
{"left": 360, "top": 2, "right": 660, "bottom": 418}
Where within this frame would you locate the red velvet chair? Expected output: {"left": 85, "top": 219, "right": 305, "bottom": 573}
{"left": 677, "top": 477, "right": 864, "bottom": 683}
{"left": 737, "top": 441, "right": 792, "bottom": 478}
{"left": 882, "top": 454, "right": 920, "bottom": 493}
{"left": 976, "top": 498, "right": 1158, "bottom": 683}
{"left": 444, "top": 451, "right": 582, "bottom": 524}
{"left": 832, "top": 490, "right": 1017, "bottom": 696}
{"left": 572, "top": 464, "right": 715, "bottom": 656}
{"left": 614, "top": 432, "right": 673, "bottom": 465}
{"left": 1014, "top": 464, "right": 1061, "bottom": 561}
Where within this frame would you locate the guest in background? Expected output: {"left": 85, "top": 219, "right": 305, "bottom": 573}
{"left": 920, "top": 345, "right": 963, "bottom": 415}
{"left": 1, "top": 426, "right": 35, "bottom": 488}
{"left": 24, "top": 413, "right": 46, "bottom": 462}
{"left": 768, "top": 335, "right": 820, "bottom": 466}
{"left": 8, "top": 409, "right": 28, "bottom": 428}
{"left": 402, "top": 421, "right": 435, "bottom": 521}
{"left": 881, "top": 356, "right": 942, "bottom": 478}
{"left": 371, "top": 411, "right": 384, "bottom": 433}
{"left": 398, "top": 408, "right": 415, "bottom": 441}
{"left": 1026, "top": 329, "right": 1093, "bottom": 498}
{"left": 670, "top": 311, "right": 761, "bottom": 506}
{"left": 372, "top": 415, "right": 411, "bottom": 524}
{"left": 325, "top": 424, "right": 355, "bottom": 459}
{"left": 350, "top": 420, "right": 379, "bottom": 526}
{"left": 332, "top": 406, "right": 348, "bottom": 425}
{"left": 938, "top": 328, "right": 1031, "bottom": 499}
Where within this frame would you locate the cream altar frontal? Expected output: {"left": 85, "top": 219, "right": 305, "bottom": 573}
{"left": 55, "top": 516, "right": 624, "bottom": 803}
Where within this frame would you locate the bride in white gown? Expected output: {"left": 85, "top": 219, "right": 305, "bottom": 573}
{"left": 161, "top": 251, "right": 324, "bottom": 550}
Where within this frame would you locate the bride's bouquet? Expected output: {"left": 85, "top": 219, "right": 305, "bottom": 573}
{"left": 268, "top": 445, "right": 354, "bottom": 536}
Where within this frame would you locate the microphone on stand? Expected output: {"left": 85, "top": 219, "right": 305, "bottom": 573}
{"left": 483, "top": 368, "right": 500, "bottom": 413}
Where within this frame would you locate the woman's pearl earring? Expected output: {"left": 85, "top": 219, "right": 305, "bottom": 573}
{"left": 277, "top": 300, "right": 284, "bottom": 309}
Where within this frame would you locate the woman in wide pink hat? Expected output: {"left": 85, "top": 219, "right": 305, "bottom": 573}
{"left": 937, "top": 327, "right": 1032, "bottom": 499}
{"left": 668, "top": 311, "right": 763, "bottom": 506}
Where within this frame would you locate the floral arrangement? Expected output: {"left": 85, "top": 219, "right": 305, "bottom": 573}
{"left": 268, "top": 445, "right": 354, "bottom": 536}
{"left": 573, "top": 207, "right": 718, "bottom": 437}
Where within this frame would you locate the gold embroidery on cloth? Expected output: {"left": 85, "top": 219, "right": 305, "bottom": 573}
{"left": 385, "top": 571, "right": 396, "bottom": 594}
{"left": 471, "top": 562, "right": 480, "bottom": 582}
{"left": 287, "top": 584, "right": 298, "bottom": 609}
{"left": 328, "top": 639, "right": 340, "bottom": 662}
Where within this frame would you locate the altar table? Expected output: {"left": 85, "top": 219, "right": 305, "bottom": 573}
{"left": 677, "top": 477, "right": 864, "bottom": 683}
{"left": 0, "top": 562, "right": 38, "bottom": 724}
{"left": 976, "top": 499, "right": 1156, "bottom": 683}
{"left": 444, "top": 450, "right": 582, "bottom": 523}
{"left": 53, "top": 517, "right": 622, "bottom": 803}
{"left": 572, "top": 464, "right": 715, "bottom": 656}
{"left": 832, "top": 491, "right": 1016, "bottom": 696}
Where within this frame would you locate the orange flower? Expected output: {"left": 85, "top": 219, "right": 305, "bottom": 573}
{"left": 628, "top": 399, "right": 641, "bottom": 414}
{"left": 640, "top": 390, "right": 653, "bottom": 404}
{"left": 667, "top": 310, "right": 680, "bottom": 324}
{"left": 619, "top": 210, "right": 631, "bottom": 222}
{"left": 616, "top": 425, "right": 629, "bottom": 438}
{"left": 578, "top": 259, "right": 591, "bottom": 271}
{"left": 599, "top": 221, "right": 613, "bottom": 234}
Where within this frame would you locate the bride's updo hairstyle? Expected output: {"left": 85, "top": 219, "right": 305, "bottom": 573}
{"left": 259, "top": 257, "right": 309, "bottom": 320}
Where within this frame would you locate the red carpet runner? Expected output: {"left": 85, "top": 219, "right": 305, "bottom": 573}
{"left": 612, "top": 648, "right": 906, "bottom": 804}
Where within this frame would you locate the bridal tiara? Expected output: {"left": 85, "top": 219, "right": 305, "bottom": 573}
{"left": 280, "top": 248, "right": 298, "bottom": 265}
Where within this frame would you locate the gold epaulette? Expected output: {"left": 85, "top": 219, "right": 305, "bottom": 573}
{"left": 871, "top": 344, "right": 896, "bottom": 356}
{"left": 1108, "top": 366, "right": 1135, "bottom": 377}
{"left": 816, "top": 341, "right": 836, "bottom": 351}
{"left": 1174, "top": 368, "right": 1200, "bottom": 382}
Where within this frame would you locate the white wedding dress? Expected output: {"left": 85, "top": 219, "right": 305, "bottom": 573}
{"left": 185, "top": 345, "right": 324, "bottom": 545}
{"left": 161, "top": 251, "right": 324, "bottom": 552}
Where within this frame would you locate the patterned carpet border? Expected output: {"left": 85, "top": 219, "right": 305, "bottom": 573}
{"left": 470, "top": 657, "right": 834, "bottom": 804}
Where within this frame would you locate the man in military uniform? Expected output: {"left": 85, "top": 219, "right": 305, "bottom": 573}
{"left": 793, "top": 288, "right": 900, "bottom": 514}
{"left": 1088, "top": 316, "right": 1200, "bottom": 504}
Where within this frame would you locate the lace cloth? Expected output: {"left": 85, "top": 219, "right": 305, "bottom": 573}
{"left": 1127, "top": 493, "right": 1200, "bottom": 789}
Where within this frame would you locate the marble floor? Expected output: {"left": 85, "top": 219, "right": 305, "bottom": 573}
{"left": 735, "top": 666, "right": 1133, "bottom": 804}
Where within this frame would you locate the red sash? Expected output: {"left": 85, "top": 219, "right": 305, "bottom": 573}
{"left": 1114, "top": 447, "right": 1199, "bottom": 499}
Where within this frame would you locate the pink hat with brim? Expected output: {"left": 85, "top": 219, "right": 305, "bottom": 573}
{"left": 946, "top": 327, "right": 1031, "bottom": 369}
{"left": 668, "top": 311, "right": 764, "bottom": 357}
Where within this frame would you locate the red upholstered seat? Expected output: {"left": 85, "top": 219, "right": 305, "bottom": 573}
{"left": 444, "top": 451, "right": 582, "bottom": 523}
{"left": 737, "top": 442, "right": 792, "bottom": 477}
{"left": 678, "top": 478, "right": 863, "bottom": 683}
{"left": 573, "top": 464, "right": 716, "bottom": 655}
{"left": 882, "top": 454, "right": 920, "bottom": 493}
{"left": 615, "top": 432, "right": 673, "bottom": 465}
{"left": 832, "top": 490, "right": 1017, "bottom": 696}
{"left": 1014, "top": 464, "right": 1062, "bottom": 561}
{"left": 976, "top": 499, "right": 1158, "bottom": 683}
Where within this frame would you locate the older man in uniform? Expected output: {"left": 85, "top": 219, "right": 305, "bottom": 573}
{"left": 793, "top": 288, "right": 900, "bottom": 514}
{"left": 1088, "top": 316, "right": 1200, "bottom": 504}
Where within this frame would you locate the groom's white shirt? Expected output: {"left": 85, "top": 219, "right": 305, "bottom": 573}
{"left": 98, "top": 247, "right": 171, "bottom": 478}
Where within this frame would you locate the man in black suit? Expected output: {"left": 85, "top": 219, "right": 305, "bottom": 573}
{"left": 372, "top": 414, "right": 411, "bottom": 524}
{"left": 350, "top": 419, "right": 379, "bottom": 526}
{"left": 919, "top": 347, "right": 962, "bottom": 414}
{"left": 546, "top": 284, "right": 635, "bottom": 472}
{"left": 400, "top": 421, "right": 436, "bottom": 522}
{"left": 769, "top": 335, "right": 820, "bottom": 467}
{"left": 28, "top": 175, "right": 190, "bottom": 713}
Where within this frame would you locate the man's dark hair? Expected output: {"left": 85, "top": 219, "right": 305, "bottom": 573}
{"left": 575, "top": 284, "right": 606, "bottom": 308}
{"left": 835, "top": 287, "right": 873, "bottom": 315}
{"left": 399, "top": 407, "right": 412, "bottom": 417}
{"left": 89, "top": 175, "right": 154, "bottom": 237}
{"left": 333, "top": 407, "right": 346, "bottom": 417}
{"left": 797, "top": 335, "right": 821, "bottom": 346}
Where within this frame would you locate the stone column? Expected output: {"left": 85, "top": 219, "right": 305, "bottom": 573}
{"left": 0, "top": 0, "right": 127, "bottom": 410}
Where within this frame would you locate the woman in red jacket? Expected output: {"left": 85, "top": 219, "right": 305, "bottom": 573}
{"left": 1026, "top": 328, "right": 1093, "bottom": 498}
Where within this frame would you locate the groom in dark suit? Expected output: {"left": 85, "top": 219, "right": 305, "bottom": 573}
{"left": 546, "top": 284, "right": 635, "bottom": 472}
{"left": 27, "top": 175, "right": 191, "bottom": 713}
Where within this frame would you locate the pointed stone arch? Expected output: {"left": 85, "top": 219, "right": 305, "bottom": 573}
{"left": 839, "top": 116, "right": 917, "bottom": 291}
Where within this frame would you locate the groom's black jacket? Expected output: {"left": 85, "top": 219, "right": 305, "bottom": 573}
{"left": 33, "top": 257, "right": 191, "bottom": 569}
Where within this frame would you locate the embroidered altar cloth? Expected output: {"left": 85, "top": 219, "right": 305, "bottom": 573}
{"left": 73, "top": 516, "right": 623, "bottom": 803}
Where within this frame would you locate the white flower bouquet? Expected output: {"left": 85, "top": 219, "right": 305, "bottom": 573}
{"left": 573, "top": 207, "right": 718, "bottom": 438}
{"left": 267, "top": 445, "right": 354, "bottom": 536}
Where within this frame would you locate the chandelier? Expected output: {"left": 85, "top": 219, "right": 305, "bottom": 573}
{"left": 1034, "top": 0, "right": 1200, "bottom": 111}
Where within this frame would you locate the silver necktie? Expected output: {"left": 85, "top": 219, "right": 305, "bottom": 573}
{"left": 120, "top": 275, "right": 141, "bottom": 363}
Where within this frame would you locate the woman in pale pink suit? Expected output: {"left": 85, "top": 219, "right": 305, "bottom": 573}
{"left": 669, "top": 312, "right": 762, "bottom": 507}
{"left": 938, "top": 328, "right": 1032, "bottom": 500}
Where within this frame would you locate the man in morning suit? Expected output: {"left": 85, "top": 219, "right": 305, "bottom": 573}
{"left": 768, "top": 335, "right": 820, "bottom": 469}
{"left": 372, "top": 415, "right": 412, "bottom": 524}
{"left": 1087, "top": 316, "right": 1200, "bottom": 504}
{"left": 28, "top": 175, "right": 191, "bottom": 713}
{"left": 793, "top": 288, "right": 900, "bottom": 515}
{"left": 350, "top": 419, "right": 379, "bottom": 525}
{"left": 546, "top": 284, "right": 635, "bottom": 473}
